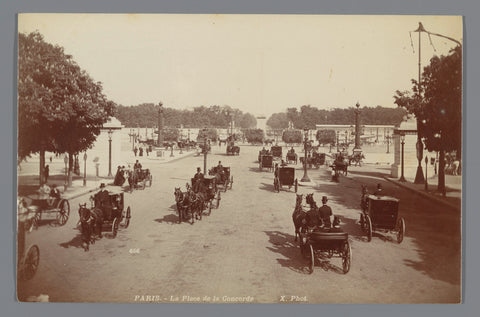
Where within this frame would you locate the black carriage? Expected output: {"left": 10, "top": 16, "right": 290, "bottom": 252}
{"left": 85, "top": 188, "right": 131, "bottom": 238}
{"left": 271, "top": 146, "right": 282, "bottom": 160}
{"left": 226, "top": 142, "right": 240, "bottom": 155}
{"left": 17, "top": 199, "right": 40, "bottom": 280}
{"left": 286, "top": 150, "right": 298, "bottom": 164}
{"left": 360, "top": 195, "right": 405, "bottom": 243}
{"left": 189, "top": 176, "right": 221, "bottom": 219}
{"left": 300, "top": 229, "right": 351, "bottom": 274}
{"left": 137, "top": 168, "right": 153, "bottom": 188}
{"left": 259, "top": 155, "right": 274, "bottom": 172}
{"left": 23, "top": 193, "right": 70, "bottom": 229}
{"left": 209, "top": 166, "right": 233, "bottom": 192}
{"left": 273, "top": 167, "right": 297, "bottom": 193}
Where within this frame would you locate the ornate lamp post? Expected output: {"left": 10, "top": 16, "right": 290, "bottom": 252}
{"left": 83, "top": 152, "right": 87, "bottom": 187}
{"left": 301, "top": 128, "right": 311, "bottom": 182}
{"left": 203, "top": 128, "right": 208, "bottom": 174}
{"left": 64, "top": 155, "right": 68, "bottom": 191}
{"left": 354, "top": 102, "right": 361, "bottom": 150}
{"left": 399, "top": 132, "right": 406, "bottom": 182}
{"left": 108, "top": 129, "right": 113, "bottom": 177}
{"left": 157, "top": 102, "right": 164, "bottom": 146}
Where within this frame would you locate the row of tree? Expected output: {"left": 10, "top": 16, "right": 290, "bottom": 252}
{"left": 115, "top": 104, "right": 257, "bottom": 129}
{"left": 266, "top": 105, "right": 407, "bottom": 129}
{"left": 18, "top": 32, "right": 115, "bottom": 185}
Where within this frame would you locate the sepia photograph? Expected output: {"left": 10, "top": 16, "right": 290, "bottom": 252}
{"left": 16, "top": 13, "right": 462, "bottom": 303}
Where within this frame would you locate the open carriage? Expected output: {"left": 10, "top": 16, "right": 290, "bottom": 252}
{"left": 286, "top": 150, "right": 298, "bottom": 164}
{"left": 259, "top": 154, "right": 274, "bottom": 172}
{"left": 300, "top": 229, "right": 351, "bottom": 274}
{"left": 226, "top": 142, "right": 240, "bottom": 155}
{"left": 129, "top": 168, "right": 152, "bottom": 190}
{"left": 360, "top": 195, "right": 405, "bottom": 243}
{"left": 22, "top": 193, "right": 70, "bottom": 229}
{"left": 209, "top": 166, "right": 233, "bottom": 192}
{"left": 273, "top": 167, "right": 298, "bottom": 193}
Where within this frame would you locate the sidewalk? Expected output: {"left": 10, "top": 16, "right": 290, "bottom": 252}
{"left": 17, "top": 148, "right": 196, "bottom": 201}
{"left": 383, "top": 175, "right": 462, "bottom": 212}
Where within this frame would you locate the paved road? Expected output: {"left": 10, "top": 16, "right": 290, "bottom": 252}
{"left": 17, "top": 145, "right": 461, "bottom": 303}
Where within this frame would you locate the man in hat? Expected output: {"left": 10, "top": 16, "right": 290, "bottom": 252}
{"left": 193, "top": 167, "right": 204, "bottom": 192}
{"left": 318, "top": 196, "right": 333, "bottom": 228}
{"left": 95, "top": 183, "right": 112, "bottom": 220}
{"left": 373, "top": 183, "right": 384, "bottom": 196}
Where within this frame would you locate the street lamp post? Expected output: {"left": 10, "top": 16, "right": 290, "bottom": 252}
{"left": 399, "top": 133, "right": 406, "bottom": 182}
{"left": 108, "top": 129, "right": 113, "bottom": 177}
{"left": 83, "top": 152, "right": 87, "bottom": 186}
{"left": 203, "top": 128, "right": 208, "bottom": 175}
{"left": 354, "top": 102, "right": 361, "bottom": 150}
{"left": 64, "top": 155, "right": 68, "bottom": 191}
{"left": 157, "top": 102, "right": 164, "bottom": 146}
{"left": 301, "top": 129, "right": 311, "bottom": 183}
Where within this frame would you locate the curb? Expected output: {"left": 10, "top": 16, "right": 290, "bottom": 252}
{"left": 144, "top": 151, "right": 196, "bottom": 164}
{"left": 382, "top": 176, "right": 461, "bottom": 212}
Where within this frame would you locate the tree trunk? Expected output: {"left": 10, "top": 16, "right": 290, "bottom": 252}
{"left": 438, "top": 149, "right": 446, "bottom": 196}
{"left": 39, "top": 150, "right": 45, "bottom": 186}
{"left": 68, "top": 152, "right": 73, "bottom": 186}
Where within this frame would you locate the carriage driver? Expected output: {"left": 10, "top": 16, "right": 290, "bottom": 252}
{"left": 193, "top": 167, "right": 204, "bottom": 192}
{"left": 318, "top": 196, "right": 334, "bottom": 228}
{"left": 95, "top": 183, "right": 112, "bottom": 221}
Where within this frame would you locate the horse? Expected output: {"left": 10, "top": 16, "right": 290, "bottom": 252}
{"left": 174, "top": 187, "right": 189, "bottom": 223}
{"left": 78, "top": 204, "right": 95, "bottom": 251}
{"left": 186, "top": 188, "right": 204, "bottom": 222}
{"left": 292, "top": 194, "right": 307, "bottom": 242}
{"left": 334, "top": 159, "right": 349, "bottom": 176}
{"left": 349, "top": 153, "right": 365, "bottom": 167}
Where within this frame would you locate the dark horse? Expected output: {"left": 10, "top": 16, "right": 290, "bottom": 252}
{"left": 78, "top": 203, "right": 96, "bottom": 251}
{"left": 174, "top": 187, "right": 191, "bottom": 223}
{"left": 292, "top": 194, "right": 307, "bottom": 242}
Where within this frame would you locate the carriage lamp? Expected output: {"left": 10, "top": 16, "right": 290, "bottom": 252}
{"left": 301, "top": 128, "right": 311, "bottom": 182}
{"left": 83, "top": 152, "right": 87, "bottom": 187}
{"left": 108, "top": 129, "right": 113, "bottom": 177}
{"left": 399, "top": 132, "right": 406, "bottom": 182}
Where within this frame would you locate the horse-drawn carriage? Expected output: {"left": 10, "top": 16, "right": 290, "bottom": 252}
{"left": 259, "top": 154, "right": 274, "bottom": 172}
{"left": 273, "top": 167, "right": 298, "bottom": 193}
{"left": 128, "top": 168, "right": 152, "bottom": 190}
{"left": 175, "top": 176, "right": 220, "bottom": 223}
{"left": 22, "top": 192, "right": 70, "bottom": 229}
{"left": 348, "top": 150, "right": 365, "bottom": 167}
{"left": 17, "top": 199, "right": 40, "bottom": 280}
{"left": 299, "top": 229, "right": 351, "bottom": 274}
{"left": 330, "top": 153, "right": 349, "bottom": 177}
{"left": 300, "top": 152, "right": 325, "bottom": 168}
{"left": 271, "top": 146, "right": 282, "bottom": 160}
{"left": 209, "top": 166, "right": 233, "bottom": 192}
{"left": 79, "top": 188, "right": 131, "bottom": 241}
{"left": 286, "top": 149, "right": 298, "bottom": 164}
{"left": 360, "top": 194, "right": 405, "bottom": 243}
{"left": 226, "top": 142, "right": 240, "bottom": 155}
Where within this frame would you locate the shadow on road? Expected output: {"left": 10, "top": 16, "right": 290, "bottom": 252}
{"left": 59, "top": 233, "right": 85, "bottom": 249}
{"left": 258, "top": 182, "right": 276, "bottom": 193}
{"left": 264, "top": 230, "right": 311, "bottom": 275}
{"left": 154, "top": 214, "right": 179, "bottom": 225}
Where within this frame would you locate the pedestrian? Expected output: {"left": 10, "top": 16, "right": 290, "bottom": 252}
{"left": 44, "top": 165, "right": 50, "bottom": 184}
{"left": 134, "top": 147, "right": 138, "bottom": 157}
{"left": 139, "top": 147, "right": 144, "bottom": 157}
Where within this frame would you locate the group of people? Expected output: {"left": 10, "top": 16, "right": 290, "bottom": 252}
{"left": 133, "top": 146, "right": 152, "bottom": 157}
{"left": 305, "top": 196, "right": 337, "bottom": 231}
{"left": 113, "top": 160, "right": 143, "bottom": 186}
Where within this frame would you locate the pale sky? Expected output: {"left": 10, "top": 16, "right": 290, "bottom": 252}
{"left": 18, "top": 14, "right": 462, "bottom": 117}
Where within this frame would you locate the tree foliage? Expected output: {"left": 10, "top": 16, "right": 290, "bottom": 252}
{"left": 316, "top": 129, "right": 336, "bottom": 145}
{"left": 244, "top": 129, "right": 264, "bottom": 144}
{"left": 115, "top": 104, "right": 257, "bottom": 129}
{"left": 18, "top": 31, "right": 114, "bottom": 184}
{"left": 196, "top": 128, "right": 218, "bottom": 142}
{"left": 266, "top": 112, "right": 289, "bottom": 129}
{"left": 282, "top": 130, "right": 303, "bottom": 144}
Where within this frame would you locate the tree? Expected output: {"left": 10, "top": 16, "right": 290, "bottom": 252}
{"left": 244, "top": 129, "right": 264, "bottom": 144}
{"left": 394, "top": 45, "right": 462, "bottom": 194}
{"left": 163, "top": 128, "right": 180, "bottom": 142}
{"left": 196, "top": 128, "right": 218, "bottom": 142}
{"left": 282, "top": 130, "right": 303, "bottom": 145}
{"left": 266, "top": 113, "right": 289, "bottom": 129}
{"left": 18, "top": 31, "right": 114, "bottom": 185}
{"left": 316, "top": 130, "right": 336, "bottom": 145}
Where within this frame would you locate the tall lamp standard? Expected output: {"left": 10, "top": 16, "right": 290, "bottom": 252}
{"left": 108, "top": 129, "right": 113, "bottom": 177}
{"left": 64, "top": 155, "right": 68, "bottom": 191}
{"left": 157, "top": 102, "right": 164, "bottom": 146}
{"left": 83, "top": 152, "right": 87, "bottom": 187}
{"left": 202, "top": 128, "right": 208, "bottom": 174}
{"left": 354, "top": 102, "right": 361, "bottom": 150}
{"left": 399, "top": 132, "right": 406, "bottom": 182}
{"left": 301, "top": 128, "right": 311, "bottom": 182}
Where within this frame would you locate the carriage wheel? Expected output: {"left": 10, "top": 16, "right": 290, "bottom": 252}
{"left": 112, "top": 217, "right": 119, "bottom": 238}
{"left": 294, "top": 179, "right": 298, "bottom": 193}
{"left": 365, "top": 215, "right": 372, "bottom": 242}
{"left": 342, "top": 241, "right": 352, "bottom": 274}
{"left": 308, "top": 244, "right": 315, "bottom": 274}
{"left": 56, "top": 199, "right": 70, "bottom": 226}
{"left": 22, "top": 245, "right": 40, "bottom": 280}
{"left": 396, "top": 217, "right": 405, "bottom": 244}
{"left": 230, "top": 176, "right": 233, "bottom": 189}
{"left": 224, "top": 180, "right": 228, "bottom": 192}
{"left": 121, "top": 206, "right": 131, "bottom": 228}
{"left": 28, "top": 212, "right": 41, "bottom": 232}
